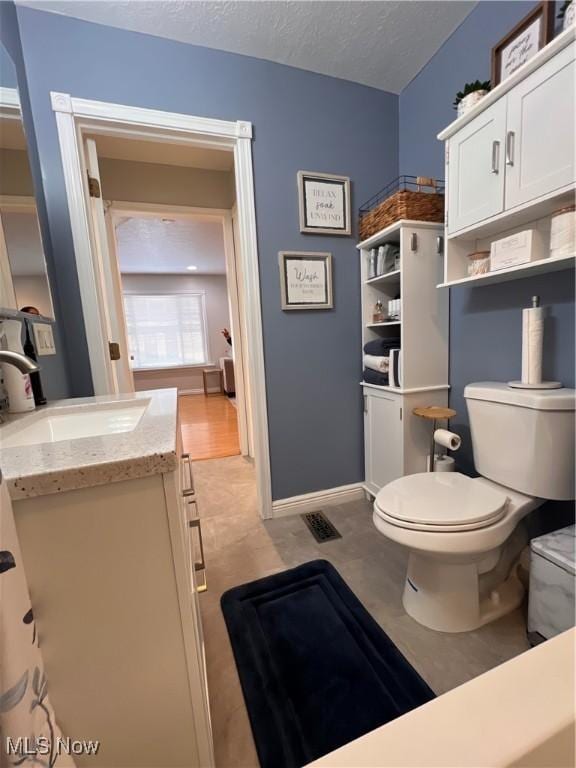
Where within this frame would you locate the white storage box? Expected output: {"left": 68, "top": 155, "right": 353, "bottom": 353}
{"left": 490, "top": 229, "right": 545, "bottom": 271}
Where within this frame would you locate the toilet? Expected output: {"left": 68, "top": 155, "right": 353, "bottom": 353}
{"left": 373, "top": 382, "right": 575, "bottom": 633}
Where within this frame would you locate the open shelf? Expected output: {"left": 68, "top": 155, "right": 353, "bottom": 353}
{"left": 439, "top": 253, "right": 574, "bottom": 288}
{"left": 366, "top": 320, "right": 401, "bottom": 328}
{"left": 357, "top": 219, "right": 441, "bottom": 251}
{"left": 365, "top": 269, "right": 401, "bottom": 286}
{"left": 360, "top": 381, "right": 450, "bottom": 394}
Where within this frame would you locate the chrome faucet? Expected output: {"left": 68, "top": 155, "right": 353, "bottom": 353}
{"left": 0, "top": 350, "right": 39, "bottom": 374}
{"left": 0, "top": 351, "right": 39, "bottom": 423}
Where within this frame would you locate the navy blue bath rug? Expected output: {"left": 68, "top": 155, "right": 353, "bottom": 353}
{"left": 221, "top": 559, "right": 435, "bottom": 768}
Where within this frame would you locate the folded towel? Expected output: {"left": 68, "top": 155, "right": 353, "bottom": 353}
{"left": 363, "top": 368, "right": 389, "bottom": 387}
{"left": 364, "top": 337, "right": 400, "bottom": 356}
{"left": 364, "top": 354, "right": 389, "bottom": 373}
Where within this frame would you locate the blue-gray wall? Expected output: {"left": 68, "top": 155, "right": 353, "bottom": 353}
{"left": 0, "top": 4, "right": 70, "bottom": 400}
{"left": 399, "top": 0, "right": 575, "bottom": 472}
{"left": 11, "top": 5, "right": 399, "bottom": 500}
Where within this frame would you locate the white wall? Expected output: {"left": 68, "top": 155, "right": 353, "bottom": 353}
{"left": 121, "top": 273, "right": 231, "bottom": 393}
{"left": 99, "top": 158, "right": 235, "bottom": 209}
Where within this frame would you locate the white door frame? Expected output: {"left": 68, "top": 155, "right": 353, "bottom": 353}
{"left": 108, "top": 200, "right": 250, "bottom": 457}
{"left": 51, "top": 92, "right": 272, "bottom": 518}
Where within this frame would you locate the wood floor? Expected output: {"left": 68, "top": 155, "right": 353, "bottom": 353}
{"left": 179, "top": 393, "right": 240, "bottom": 460}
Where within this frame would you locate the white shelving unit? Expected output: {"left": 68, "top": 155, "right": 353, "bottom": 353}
{"left": 358, "top": 219, "right": 450, "bottom": 495}
{"left": 438, "top": 28, "right": 575, "bottom": 288}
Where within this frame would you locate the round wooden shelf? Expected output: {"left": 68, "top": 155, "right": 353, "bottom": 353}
{"left": 412, "top": 406, "right": 456, "bottom": 420}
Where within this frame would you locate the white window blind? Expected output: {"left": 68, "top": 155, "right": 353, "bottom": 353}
{"left": 123, "top": 293, "right": 208, "bottom": 369}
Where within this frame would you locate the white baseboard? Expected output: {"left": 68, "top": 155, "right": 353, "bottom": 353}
{"left": 271, "top": 482, "right": 366, "bottom": 518}
{"left": 178, "top": 388, "right": 205, "bottom": 395}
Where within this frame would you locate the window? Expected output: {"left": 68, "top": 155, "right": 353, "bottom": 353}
{"left": 123, "top": 293, "right": 208, "bottom": 369}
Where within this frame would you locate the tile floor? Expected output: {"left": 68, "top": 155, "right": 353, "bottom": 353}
{"left": 195, "top": 455, "right": 530, "bottom": 768}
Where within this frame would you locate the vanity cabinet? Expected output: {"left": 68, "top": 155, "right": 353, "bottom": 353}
{"left": 444, "top": 30, "right": 575, "bottom": 236}
{"left": 13, "top": 452, "right": 213, "bottom": 767}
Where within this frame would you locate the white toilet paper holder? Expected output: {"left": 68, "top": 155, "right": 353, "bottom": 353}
{"left": 509, "top": 296, "right": 561, "bottom": 390}
{"left": 413, "top": 406, "right": 459, "bottom": 472}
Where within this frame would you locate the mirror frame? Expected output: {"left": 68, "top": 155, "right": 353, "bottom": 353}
{"left": 0, "top": 87, "right": 55, "bottom": 319}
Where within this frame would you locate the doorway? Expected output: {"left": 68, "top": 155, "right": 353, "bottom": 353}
{"left": 52, "top": 92, "right": 271, "bottom": 517}
{"left": 107, "top": 199, "right": 248, "bottom": 461}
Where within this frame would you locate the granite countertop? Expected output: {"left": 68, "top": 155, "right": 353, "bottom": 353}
{"left": 531, "top": 524, "right": 576, "bottom": 575}
{"left": 0, "top": 389, "right": 179, "bottom": 500}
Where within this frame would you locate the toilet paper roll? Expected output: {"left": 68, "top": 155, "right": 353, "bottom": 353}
{"left": 434, "top": 455, "right": 455, "bottom": 472}
{"left": 434, "top": 429, "right": 461, "bottom": 451}
{"left": 521, "top": 306, "right": 543, "bottom": 385}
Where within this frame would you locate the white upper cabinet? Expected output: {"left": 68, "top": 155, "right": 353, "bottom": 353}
{"left": 505, "top": 44, "right": 575, "bottom": 210}
{"left": 447, "top": 99, "right": 506, "bottom": 233}
{"left": 441, "top": 29, "right": 575, "bottom": 237}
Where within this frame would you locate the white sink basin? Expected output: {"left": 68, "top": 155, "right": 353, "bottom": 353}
{"left": 1, "top": 400, "right": 148, "bottom": 448}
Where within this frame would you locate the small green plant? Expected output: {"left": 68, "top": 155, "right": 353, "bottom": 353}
{"left": 453, "top": 80, "right": 491, "bottom": 109}
{"left": 558, "top": 0, "right": 572, "bottom": 19}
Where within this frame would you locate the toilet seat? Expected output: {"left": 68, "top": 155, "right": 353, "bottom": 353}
{"left": 374, "top": 473, "right": 508, "bottom": 532}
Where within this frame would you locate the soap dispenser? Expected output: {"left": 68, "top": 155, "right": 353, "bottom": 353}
{"left": 1, "top": 319, "right": 35, "bottom": 413}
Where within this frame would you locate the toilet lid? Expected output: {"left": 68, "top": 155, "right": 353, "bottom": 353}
{"left": 374, "top": 473, "right": 508, "bottom": 530}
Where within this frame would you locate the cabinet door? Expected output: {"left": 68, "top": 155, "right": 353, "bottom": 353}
{"left": 505, "top": 45, "right": 575, "bottom": 210}
{"left": 364, "top": 391, "right": 403, "bottom": 494}
{"left": 447, "top": 98, "right": 506, "bottom": 234}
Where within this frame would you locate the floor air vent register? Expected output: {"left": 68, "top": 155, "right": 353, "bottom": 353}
{"left": 301, "top": 511, "right": 342, "bottom": 543}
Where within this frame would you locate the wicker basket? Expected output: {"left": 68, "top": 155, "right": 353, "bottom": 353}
{"left": 359, "top": 176, "right": 445, "bottom": 241}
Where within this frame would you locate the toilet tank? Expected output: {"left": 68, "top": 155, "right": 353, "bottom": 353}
{"left": 464, "top": 383, "right": 575, "bottom": 500}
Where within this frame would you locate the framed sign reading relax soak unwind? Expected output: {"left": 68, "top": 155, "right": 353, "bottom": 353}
{"left": 279, "top": 251, "right": 333, "bottom": 310}
{"left": 297, "top": 171, "right": 351, "bottom": 235}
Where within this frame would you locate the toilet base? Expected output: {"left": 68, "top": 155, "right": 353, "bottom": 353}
{"left": 402, "top": 552, "right": 525, "bottom": 633}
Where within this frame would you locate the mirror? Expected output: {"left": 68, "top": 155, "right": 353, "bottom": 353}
{"left": 0, "top": 43, "right": 55, "bottom": 319}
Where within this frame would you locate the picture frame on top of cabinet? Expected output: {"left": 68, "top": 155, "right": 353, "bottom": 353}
{"left": 297, "top": 171, "right": 351, "bottom": 236}
{"left": 278, "top": 251, "right": 333, "bottom": 310}
{"left": 491, "top": 1, "right": 555, "bottom": 86}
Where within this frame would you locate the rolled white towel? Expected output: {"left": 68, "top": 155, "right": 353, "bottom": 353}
{"left": 364, "top": 354, "right": 389, "bottom": 373}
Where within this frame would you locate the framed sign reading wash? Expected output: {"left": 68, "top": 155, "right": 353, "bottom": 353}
{"left": 297, "top": 171, "right": 351, "bottom": 235}
{"left": 279, "top": 251, "right": 333, "bottom": 310}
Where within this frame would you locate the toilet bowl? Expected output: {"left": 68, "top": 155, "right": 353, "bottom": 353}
{"left": 374, "top": 473, "right": 540, "bottom": 632}
{"left": 372, "top": 383, "right": 575, "bottom": 633}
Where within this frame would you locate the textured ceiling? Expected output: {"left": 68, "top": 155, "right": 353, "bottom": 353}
{"left": 116, "top": 216, "right": 226, "bottom": 274}
{"left": 19, "top": 1, "right": 476, "bottom": 93}
{"left": 90, "top": 134, "right": 234, "bottom": 171}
